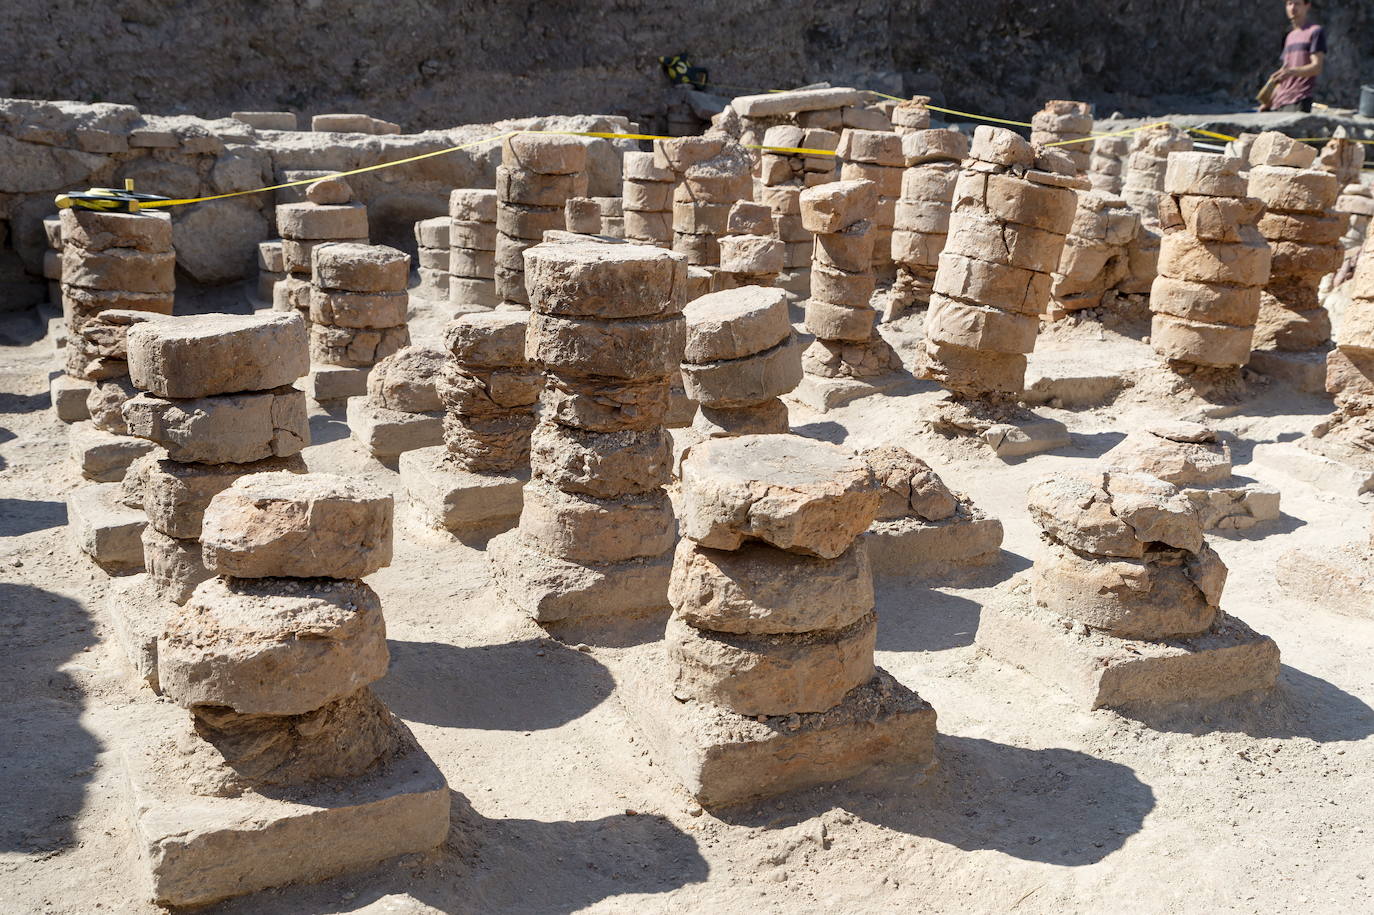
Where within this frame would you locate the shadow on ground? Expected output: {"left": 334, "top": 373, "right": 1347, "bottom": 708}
{"left": 717, "top": 734, "right": 1153, "bottom": 866}
{"left": 0, "top": 582, "right": 101, "bottom": 855}
{"left": 874, "top": 551, "right": 1029, "bottom": 653}
{"left": 1120, "top": 663, "right": 1374, "bottom": 743}
{"left": 377, "top": 637, "right": 615, "bottom": 732}
{"left": 0, "top": 497, "right": 67, "bottom": 537}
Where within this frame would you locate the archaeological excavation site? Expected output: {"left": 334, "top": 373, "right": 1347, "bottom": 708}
{"left": 5, "top": 2, "right": 1374, "bottom": 912}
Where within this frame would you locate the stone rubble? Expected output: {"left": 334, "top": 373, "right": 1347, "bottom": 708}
{"left": 1048, "top": 190, "right": 1139, "bottom": 318}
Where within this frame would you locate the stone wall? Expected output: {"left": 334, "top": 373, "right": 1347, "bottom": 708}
{"left": 5, "top": 2, "right": 1373, "bottom": 134}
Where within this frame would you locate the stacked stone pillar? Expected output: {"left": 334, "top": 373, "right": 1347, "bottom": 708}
{"left": 305, "top": 242, "right": 411, "bottom": 400}
{"left": 124, "top": 472, "right": 447, "bottom": 907}
{"left": 1245, "top": 132, "right": 1342, "bottom": 354}
{"left": 921, "top": 126, "right": 1079, "bottom": 399}
{"left": 275, "top": 179, "right": 369, "bottom": 316}
{"left": 59, "top": 208, "right": 175, "bottom": 471}
{"left": 495, "top": 133, "right": 588, "bottom": 309}
{"left": 110, "top": 312, "right": 310, "bottom": 687}
{"left": 595, "top": 196, "right": 625, "bottom": 238}
{"left": 1149, "top": 152, "right": 1271, "bottom": 371}
{"left": 622, "top": 434, "right": 934, "bottom": 808}
{"left": 413, "top": 216, "right": 450, "bottom": 302}
{"left": 1048, "top": 191, "right": 1139, "bottom": 318}
{"left": 449, "top": 188, "right": 499, "bottom": 312}
{"left": 890, "top": 96, "right": 931, "bottom": 135}
{"left": 1030, "top": 100, "right": 1093, "bottom": 175}
{"left": 1117, "top": 124, "right": 1193, "bottom": 296}
{"left": 346, "top": 345, "right": 446, "bottom": 460}
{"left": 489, "top": 241, "right": 685, "bottom": 631}
{"left": 663, "top": 137, "right": 753, "bottom": 276}
{"left": 622, "top": 150, "right": 675, "bottom": 247}
{"left": 681, "top": 286, "right": 800, "bottom": 439}
{"left": 1311, "top": 231, "right": 1374, "bottom": 470}
{"left": 1088, "top": 132, "right": 1131, "bottom": 194}
{"left": 890, "top": 128, "right": 969, "bottom": 315}
{"left": 258, "top": 239, "right": 287, "bottom": 309}
{"left": 42, "top": 215, "right": 62, "bottom": 313}
{"left": 756, "top": 125, "right": 839, "bottom": 297}
{"left": 715, "top": 201, "right": 783, "bottom": 289}
{"left": 976, "top": 468, "right": 1279, "bottom": 709}
{"left": 837, "top": 128, "right": 904, "bottom": 276}
{"left": 1320, "top": 134, "right": 1366, "bottom": 187}
{"left": 400, "top": 312, "right": 539, "bottom": 538}
{"left": 564, "top": 197, "right": 604, "bottom": 235}
{"left": 1337, "top": 185, "right": 1374, "bottom": 257}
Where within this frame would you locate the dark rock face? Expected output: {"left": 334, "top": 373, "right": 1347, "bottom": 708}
{"left": 5, "top": 2, "right": 1369, "bottom": 130}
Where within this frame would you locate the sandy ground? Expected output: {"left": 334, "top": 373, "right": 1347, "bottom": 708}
{"left": 2, "top": 294, "right": 1373, "bottom": 915}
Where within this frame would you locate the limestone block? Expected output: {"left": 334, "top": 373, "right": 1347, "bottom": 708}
{"left": 623, "top": 181, "right": 674, "bottom": 211}
{"left": 1026, "top": 470, "right": 1204, "bottom": 559}
{"left": 1247, "top": 166, "right": 1340, "bottom": 213}
{"left": 539, "top": 373, "right": 669, "bottom": 432}
{"left": 70, "top": 422, "right": 156, "bottom": 482}
{"left": 526, "top": 311, "right": 684, "bottom": 381}
{"left": 1257, "top": 210, "right": 1345, "bottom": 244}
{"left": 62, "top": 285, "right": 173, "bottom": 329}
{"left": 810, "top": 263, "right": 876, "bottom": 308}
{"left": 67, "top": 482, "right": 147, "bottom": 572}
{"left": 529, "top": 421, "right": 671, "bottom": 498}
{"left": 142, "top": 454, "right": 307, "bottom": 540}
{"left": 836, "top": 129, "right": 904, "bottom": 166}
{"left": 312, "top": 243, "right": 409, "bottom": 292}
{"left": 943, "top": 211, "right": 1066, "bottom": 274}
{"left": 969, "top": 125, "right": 1034, "bottom": 168}
{"left": 398, "top": 446, "right": 526, "bottom": 533}
{"left": 159, "top": 577, "right": 388, "bottom": 715}
{"left": 127, "top": 312, "right": 308, "bottom": 398}
{"left": 517, "top": 481, "right": 676, "bottom": 563}
{"left": 718, "top": 235, "right": 784, "bottom": 276}
{"left": 142, "top": 525, "right": 213, "bottom": 605}
{"left": 63, "top": 248, "right": 176, "bottom": 293}
{"left": 1150, "top": 313, "right": 1255, "bottom": 366}
{"left": 1158, "top": 230, "right": 1271, "bottom": 286}
{"left": 1102, "top": 422, "right": 1233, "bottom": 486}
{"left": 346, "top": 399, "right": 443, "bottom": 459}
{"left": 52, "top": 373, "right": 93, "bottom": 422}
{"left": 450, "top": 247, "right": 497, "bottom": 278}
{"left": 813, "top": 220, "right": 876, "bottom": 272}
{"left": 488, "top": 529, "right": 673, "bottom": 623}
{"left": 669, "top": 537, "right": 873, "bottom": 635}
{"left": 679, "top": 434, "right": 878, "bottom": 558}
{"left": 449, "top": 188, "right": 498, "bottom": 221}
{"left": 86, "top": 377, "right": 137, "bottom": 434}
{"left": 523, "top": 241, "right": 687, "bottom": 319}
{"left": 682, "top": 286, "right": 790, "bottom": 363}
{"left": 497, "top": 165, "right": 586, "bottom": 207}
{"left": 122, "top": 388, "right": 309, "bottom": 465}
{"left": 838, "top": 161, "right": 903, "bottom": 197}
{"left": 667, "top": 612, "right": 877, "bottom": 716}
{"left": 805, "top": 300, "right": 878, "bottom": 342}
{"left": 926, "top": 295, "right": 1039, "bottom": 354}
{"left": 201, "top": 472, "right": 392, "bottom": 579}
{"left": 450, "top": 220, "right": 498, "bottom": 251}
{"left": 501, "top": 133, "right": 588, "bottom": 175}
{"left": 275, "top": 203, "right": 369, "bottom": 240}
{"left": 367, "top": 346, "right": 444, "bottom": 413}
{"left": 920, "top": 339, "right": 1027, "bottom": 396}
{"left": 623, "top": 151, "right": 675, "bottom": 182}
{"left": 497, "top": 203, "right": 565, "bottom": 241}
{"left": 309, "top": 323, "right": 409, "bottom": 367}
{"left": 1162, "top": 152, "right": 1247, "bottom": 197}
{"left": 693, "top": 398, "right": 790, "bottom": 437}
{"left": 303, "top": 365, "right": 370, "bottom": 402}
{"left": 60, "top": 209, "right": 172, "bottom": 253}
{"left": 283, "top": 237, "right": 368, "bottom": 274}
{"left": 800, "top": 180, "right": 877, "bottom": 234}
{"left": 1269, "top": 240, "right": 1342, "bottom": 279}
{"left": 952, "top": 171, "right": 1077, "bottom": 234}
{"left": 1249, "top": 131, "right": 1318, "bottom": 168}
{"left": 680, "top": 336, "right": 802, "bottom": 407}
{"left": 1149, "top": 275, "right": 1260, "bottom": 326}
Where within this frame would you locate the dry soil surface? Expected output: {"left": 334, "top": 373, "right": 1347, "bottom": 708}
{"left": 2, "top": 298, "right": 1373, "bottom": 914}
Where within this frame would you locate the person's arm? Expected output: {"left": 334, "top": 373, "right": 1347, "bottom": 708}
{"left": 1276, "top": 51, "right": 1324, "bottom": 80}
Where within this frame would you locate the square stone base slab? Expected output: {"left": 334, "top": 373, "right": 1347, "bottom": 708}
{"left": 488, "top": 530, "right": 672, "bottom": 629}
{"left": 1276, "top": 544, "right": 1374, "bottom": 616}
{"left": 69, "top": 422, "right": 156, "bottom": 482}
{"left": 1023, "top": 362, "right": 1126, "bottom": 408}
{"left": 619, "top": 659, "right": 936, "bottom": 808}
{"left": 981, "top": 415, "right": 1071, "bottom": 459}
{"left": 51, "top": 373, "right": 92, "bottom": 423}
{"left": 106, "top": 573, "right": 172, "bottom": 690}
{"left": 120, "top": 697, "right": 450, "bottom": 908}
{"left": 345, "top": 398, "right": 443, "bottom": 459}
{"left": 1247, "top": 347, "right": 1328, "bottom": 394}
{"left": 792, "top": 371, "right": 907, "bottom": 411}
{"left": 1252, "top": 440, "right": 1374, "bottom": 497}
{"left": 865, "top": 511, "right": 1004, "bottom": 576}
{"left": 1182, "top": 481, "right": 1281, "bottom": 530}
{"left": 302, "top": 365, "right": 370, "bottom": 402}
{"left": 398, "top": 445, "right": 526, "bottom": 540}
{"left": 975, "top": 588, "right": 1280, "bottom": 710}
{"left": 67, "top": 483, "right": 146, "bottom": 572}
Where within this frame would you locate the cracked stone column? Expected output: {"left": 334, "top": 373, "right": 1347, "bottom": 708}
{"left": 495, "top": 133, "right": 588, "bottom": 310}
{"left": 1030, "top": 99, "right": 1094, "bottom": 175}
{"left": 976, "top": 468, "right": 1279, "bottom": 709}
{"left": 123, "top": 471, "right": 448, "bottom": 907}
{"left": 275, "top": 177, "right": 368, "bottom": 317}
{"left": 449, "top": 188, "right": 499, "bottom": 312}
{"left": 621, "top": 433, "right": 936, "bottom": 807}
{"left": 489, "top": 240, "right": 685, "bottom": 634}
{"left": 108, "top": 312, "right": 310, "bottom": 688}
{"left": 303, "top": 242, "right": 411, "bottom": 401}
{"left": 399, "top": 311, "right": 539, "bottom": 539}
{"left": 1244, "top": 132, "right": 1342, "bottom": 365}
{"left": 889, "top": 127, "right": 969, "bottom": 318}
{"left": 59, "top": 208, "right": 175, "bottom": 478}
{"left": 1149, "top": 151, "right": 1271, "bottom": 374}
